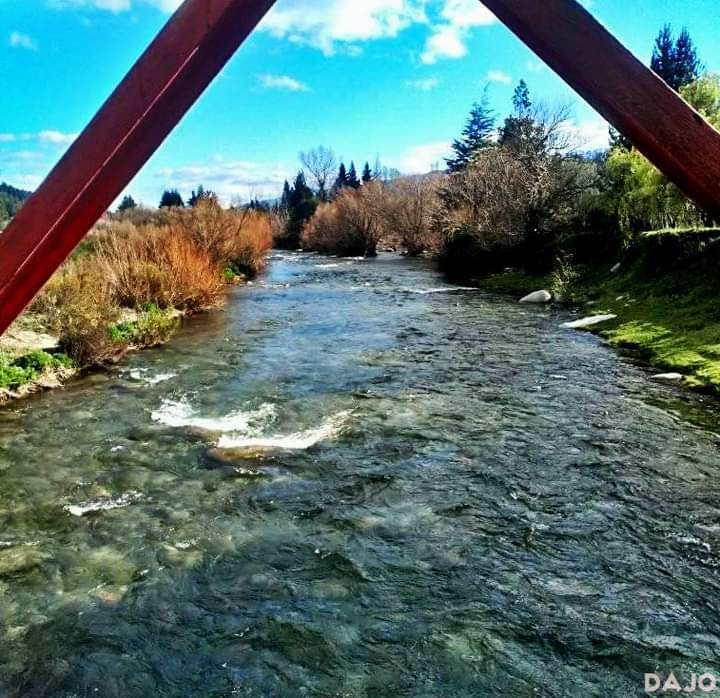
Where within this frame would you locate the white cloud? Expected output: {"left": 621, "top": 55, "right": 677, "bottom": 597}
{"left": 0, "top": 131, "right": 78, "bottom": 145}
{"left": 405, "top": 77, "right": 440, "bottom": 91}
{"left": 9, "top": 32, "right": 38, "bottom": 51}
{"left": 48, "top": 0, "right": 500, "bottom": 66}
{"left": 154, "top": 158, "right": 292, "bottom": 204}
{"left": 260, "top": 0, "right": 426, "bottom": 55}
{"left": 560, "top": 118, "right": 610, "bottom": 152}
{"left": 37, "top": 130, "right": 79, "bottom": 145}
{"left": 422, "top": 0, "right": 496, "bottom": 64}
{"left": 48, "top": 0, "right": 132, "bottom": 11}
{"left": 486, "top": 69, "right": 511, "bottom": 85}
{"left": 257, "top": 74, "right": 310, "bottom": 92}
{"left": 396, "top": 142, "right": 452, "bottom": 173}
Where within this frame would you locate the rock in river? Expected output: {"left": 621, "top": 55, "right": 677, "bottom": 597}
{"left": 561, "top": 314, "right": 617, "bottom": 330}
{"left": 520, "top": 290, "right": 553, "bottom": 304}
{"left": 651, "top": 372, "right": 684, "bottom": 382}
{"left": 0, "top": 546, "right": 49, "bottom": 577}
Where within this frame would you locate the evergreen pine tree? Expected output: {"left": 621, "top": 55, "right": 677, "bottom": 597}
{"left": 347, "top": 162, "right": 361, "bottom": 189}
{"left": 280, "top": 180, "right": 292, "bottom": 210}
{"left": 117, "top": 195, "right": 137, "bottom": 212}
{"left": 673, "top": 28, "right": 701, "bottom": 90}
{"left": 651, "top": 25, "right": 701, "bottom": 91}
{"left": 159, "top": 189, "right": 184, "bottom": 208}
{"left": 651, "top": 25, "right": 677, "bottom": 88}
{"left": 280, "top": 170, "right": 318, "bottom": 249}
{"left": 446, "top": 94, "right": 495, "bottom": 173}
{"left": 512, "top": 79, "right": 532, "bottom": 116}
{"left": 499, "top": 80, "right": 537, "bottom": 153}
{"left": 362, "top": 162, "right": 373, "bottom": 183}
{"left": 333, "top": 163, "right": 349, "bottom": 194}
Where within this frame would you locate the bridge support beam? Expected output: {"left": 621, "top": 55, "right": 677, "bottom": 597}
{"left": 0, "top": 0, "right": 277, "bottom": 336}
{"left": 481, "top": 0, "right": 720, "bottom": 219}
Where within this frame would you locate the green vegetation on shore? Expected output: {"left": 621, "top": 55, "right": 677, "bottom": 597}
{"left": 473, "top": 227, "right": 720, "bottom": 394}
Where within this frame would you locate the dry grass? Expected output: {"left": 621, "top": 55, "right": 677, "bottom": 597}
{"left": 95, "top": 225, "right": 225, "bottom": 312}
{"left": 31, "top": 259, "right": 123, "bottom": 365}
{"left": 28, "top": 201, "right": 273, "bottom": 366}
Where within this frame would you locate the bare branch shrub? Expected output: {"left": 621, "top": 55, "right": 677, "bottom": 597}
{"left": 302, "top": 184, "right": 386, "bottom": 257}
{"left": 383, "top": 175, "right": 443, "bottom": 255}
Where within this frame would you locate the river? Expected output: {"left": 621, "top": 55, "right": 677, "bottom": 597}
{"left": 1, "top": 251, "right": 720, "bottom": 696}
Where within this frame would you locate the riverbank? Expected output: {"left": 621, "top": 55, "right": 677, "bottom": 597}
{"left": 473, "top": 227, "right": 720, "bottom": 395}
{"left": 0, "top": 203, "right": 273, "bottom": 406}
{"left": 0, "top": 305, "right": 181, "bottom": 405}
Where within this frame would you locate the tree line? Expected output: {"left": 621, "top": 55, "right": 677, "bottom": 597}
{"left": 287, "top": 24, "right": 716, "bottom": 275}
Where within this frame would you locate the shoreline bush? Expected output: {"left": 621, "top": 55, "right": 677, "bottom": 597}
{"left": 29, "top": 200, "right": 273, "bottom": 368}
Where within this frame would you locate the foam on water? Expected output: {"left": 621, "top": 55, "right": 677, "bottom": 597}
{"left": 217, "top": 410, "right": 352, "bottom": 450}
{"left": 151, "top": 398, "right": 277, "bottom": 434}
{"left": 64, "top": 491, "right": 143, "bottom": 517}
{"left": 127, "top": 368, "right": 179, "bottom": 385}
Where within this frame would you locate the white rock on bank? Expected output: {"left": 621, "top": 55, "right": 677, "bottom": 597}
{"left": 520, "top": 290, "right": 552, "bottom": 304}
{"left": 561, "top": 314, "right": 617, "bottom": 329}
{"left": 651, "top": 373, "right": 684, "bottom": 382}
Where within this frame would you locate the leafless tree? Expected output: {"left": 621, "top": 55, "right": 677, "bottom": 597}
{"left": 299, "top": 146, "right": 338, "bottom": 200}
{"left": 383, "top": 175, "right": 442, "bottom": 255}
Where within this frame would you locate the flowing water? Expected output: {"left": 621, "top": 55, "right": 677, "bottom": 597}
{"left": 1, "top": 252, "right": 720, "bottom": 696}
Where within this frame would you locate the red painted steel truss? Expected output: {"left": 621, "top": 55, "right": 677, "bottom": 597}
{"left": 1, "top": 0, "right": 719, "bottom": 336}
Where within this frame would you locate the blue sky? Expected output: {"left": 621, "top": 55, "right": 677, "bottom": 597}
{"left": 1, "top": 0, "right": 719, "bottom": 206}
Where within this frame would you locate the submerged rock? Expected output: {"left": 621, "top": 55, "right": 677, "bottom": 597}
{"left": 561, "top": 314, "right": 617, "bottom": 329}
{"left": 205, "top": 447, "right": 271, "bottom": 468}
{"left": 520, "top": 290, "right": 552, "bottom": 304}
{"left": 0, "top": 546, "right": 49, "bottom": 577}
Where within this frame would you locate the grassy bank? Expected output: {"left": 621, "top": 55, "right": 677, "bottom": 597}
{"left": 473, "top": 228, "right": 720, "bottom": 395}
{"left": 1, "top": 203, "right": 273, "bottom": 404}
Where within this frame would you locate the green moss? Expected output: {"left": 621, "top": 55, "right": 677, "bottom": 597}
{"left": 472, "top": 270, "right": 553, "bottom": 296}
{"left": 565, "top": 233, "right": 720, "bottom": 393}
{"left": 0, "top": 351, "right": 76, "bottom": 390}
{"left": 109, "top": 305, "right": 179, "bottom": 348}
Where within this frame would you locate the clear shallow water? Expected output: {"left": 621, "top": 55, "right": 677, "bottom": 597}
{"left": 1, "top": 252, "right": 720, "bottom": 696}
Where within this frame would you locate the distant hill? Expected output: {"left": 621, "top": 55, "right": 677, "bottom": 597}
{"left": 0, "top": 182, "right": 32, "bottom": 225}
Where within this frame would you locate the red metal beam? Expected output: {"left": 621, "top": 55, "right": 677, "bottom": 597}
{"left": 0, "top": 0, "right": 277, "bottom": 335}
{"left": 481, "top": 0, "right": 720, "bottom": 220}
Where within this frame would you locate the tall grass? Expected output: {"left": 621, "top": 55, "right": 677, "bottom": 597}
{"left": 30, "top": 202, "right": 273, "bottom": 366}
{"left": 31, "top": 259, "right": 123, "bottom": 365}
{"left": 95, "top": 225, "right": 225, "bottom": 312}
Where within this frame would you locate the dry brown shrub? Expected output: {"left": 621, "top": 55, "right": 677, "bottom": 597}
{"left": 302, "top": 184, "right": 385, "bottom": 257}
{"left": 168, "top": 202, "right": 273, "bottom": 275}
{"left": 381, "top": 175, "right": 442, "bottom": 255}
{"left": 95, "top": 223, "right": 225, "bottom": 312}
{"left": 31, "top": 259, "right": 123, "bottom": 365}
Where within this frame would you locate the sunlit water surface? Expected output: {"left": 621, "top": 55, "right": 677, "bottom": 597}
{"left": 1, "top": 252, "right": 720, "bottom": 696}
